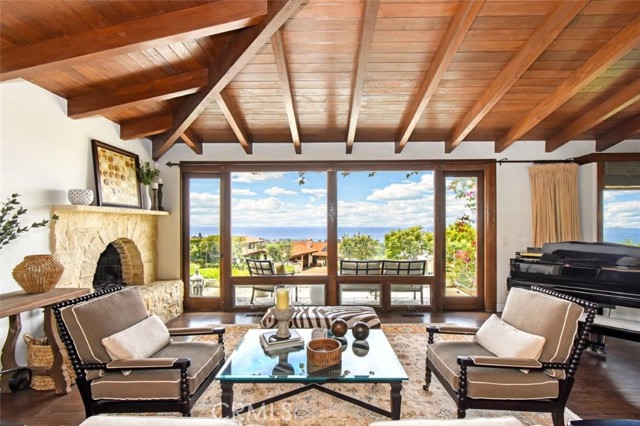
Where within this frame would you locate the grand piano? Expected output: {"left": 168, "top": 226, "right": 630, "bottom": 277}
{"left": 507, "top": 241, "right": 640, "bottom": 346}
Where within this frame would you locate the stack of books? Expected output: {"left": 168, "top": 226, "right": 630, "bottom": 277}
{"left": 260, "top": 330, "right": 304, "bottom": 353}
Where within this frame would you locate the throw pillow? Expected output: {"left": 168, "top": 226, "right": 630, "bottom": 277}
{"left": 102, "top": 314, "right": 170, "bottom": 360}
{"left": 475, "top": 314, "right": 547, "bottom": 361}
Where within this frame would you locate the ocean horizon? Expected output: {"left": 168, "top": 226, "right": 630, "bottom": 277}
{"left": 191, "top": 225, "right": 640, "bottom": 245}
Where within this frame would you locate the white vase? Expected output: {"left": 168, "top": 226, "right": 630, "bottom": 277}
{"left": 140, "top": 184, "right": 152, "bottom": 210}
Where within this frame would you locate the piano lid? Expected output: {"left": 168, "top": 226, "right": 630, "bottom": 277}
{"left": 540, "top": 241, "right": 640, "bottom": 268}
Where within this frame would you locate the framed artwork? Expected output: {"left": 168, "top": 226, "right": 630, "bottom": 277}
{"left": 91, "top": 140, "right": 142, "bottom": 208}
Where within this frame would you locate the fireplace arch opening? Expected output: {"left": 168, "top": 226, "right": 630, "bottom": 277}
{"left": 93, "top": 238, "right": 144, "bottom": 291}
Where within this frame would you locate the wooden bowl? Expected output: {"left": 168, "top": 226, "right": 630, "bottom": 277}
{"left": 307, "top": 338, "right": 341, "bottom": 367}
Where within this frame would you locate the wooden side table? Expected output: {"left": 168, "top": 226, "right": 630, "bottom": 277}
{"left": 0, "top": 288, "right": 90, "bottom": 394}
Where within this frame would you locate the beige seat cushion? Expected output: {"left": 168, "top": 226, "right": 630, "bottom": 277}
{"left": 102, "top": 315, "right": 171, "bottom": 360}
{"left": 475, "top": 314, "right": 546, "bottom": 360}
{"left": 90, "top": 341, "right": 223, "bottom": 400}
{"left": 427, "top": 341, "right": 559, "bottom": 400}
{"left": 370, "top": 417, "right": 525, "bottom": 426}
{"left": 80, "top": 416, "right": 241, "bottom": 426}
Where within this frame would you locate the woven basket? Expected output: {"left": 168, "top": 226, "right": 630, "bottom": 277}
{"left": 12, "top": 255, "right": 64, "bottom": 293}
{"left": 24, "top": 334, "right": 76, "bottom": 391}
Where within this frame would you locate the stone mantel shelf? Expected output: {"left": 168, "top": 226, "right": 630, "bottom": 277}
{"left": 52, "top": 204, "right": 169, "bottom": 216}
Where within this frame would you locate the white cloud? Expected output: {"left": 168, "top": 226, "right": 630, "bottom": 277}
{"left": 301, "top": 188, "right": 327, "bottom": 197}
{"left": 265, "top": 186, "right": 297, "bottom": 196}
{"left": 366, "top": 174, "right": 434, "bottom": 201}
{"left": 233, "top": 188, "right": 256, "bottom": 196}
{"left": 603, "top": 199, "right": 640, "bottom": 228}
{"left": 232, "top": 172, "right": 286, "bottom": 183}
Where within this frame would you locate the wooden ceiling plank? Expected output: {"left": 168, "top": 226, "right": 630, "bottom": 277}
{"left": 445, "top": 0, "right": 587, "bottom": 153}
{"left": 546, "top": 79, "right": 640, "bottom": 152}
{"left": 495, "top": 15, "right": 640, "bottom": 153}
{"left": 152, "top": 0, "right": 304, "bottom": 160}
{"left": 120, "top": 114, "right": 174, "bottom": 140}
{"left": 214, "top": 90, "right": 253, "bottom": 155}
{"left": 271, "top": 29, "right": 302, "bottom": 154}
{"left": 346, "top": 0, "right": 379, "bottom": 154}
{"left": 68, "top": 69, "right": 208, "bottom": 119}
{"left": 596, "top": 113, "right": 640, "bottom": 152}
{"left": 0, "top": 0, "right": 267, "bottom": 82}
{"left": 394, "top": 0, "right": 485, "bottom": 154}
{"left": 180, "top": 128, "right": 204, "bottom": 155}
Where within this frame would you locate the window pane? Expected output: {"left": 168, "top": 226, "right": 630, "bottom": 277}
{"left": 337, "top": 171, "right": 435, "bottom": 272}
{"left": 603, "top": 189, "right": 640, "bottom": 245}
{"left": 188, "top": 178, "right": 220, "bottom": 298}
{"left": 339, "top": 283, "right": 381, "bottom": 306}
{"left": 231, "top": 172, "right": 328, "bottom": 278}
{"left": 445, "top": 177, "right": 478, "bottom": 297}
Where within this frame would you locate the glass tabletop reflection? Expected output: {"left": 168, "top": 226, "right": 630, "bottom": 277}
{"left": 216, "top": 328, "right": 407, "bottom": 383}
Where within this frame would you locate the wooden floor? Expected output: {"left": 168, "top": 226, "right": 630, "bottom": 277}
{"left": 0, "top": 311, "right": 638, "bottom": 426}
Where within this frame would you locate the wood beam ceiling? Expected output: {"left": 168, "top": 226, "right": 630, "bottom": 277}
{"left": 495, "top": 15, "right": 640, "bottom": 153}
{"left": 120, "top": 114, "right": 174, "bottom": 141}
{"left": 214, "top": 91, "right": 253, "bottom": 155}
{"left": 596, "top": 114, "right": 640, "bottom": 152}
{"left": 546, "top": 79, "right": 640, "bottom": 152}
{"left": 0, "top": 0, "right": 267, "bottom": 81}
{"left": 180, "top": 129, "right": 203, "bottom": 155}
{"left": 395, "top": 0, "right": 484, "bottom": 154}
{"left": 68, "top": 69, "right": 208, "bottom": 119}
{"left": 346, "top": 0, "right": 379, "bottom": 155}
{"left": 444, "top": 0, "right": 587, "bottom": 153}
{"left": 271, "top": 29, "right": 301, "bottom": 154}
{"left": 152, "top": 0, "right": 305, "bottom": 160}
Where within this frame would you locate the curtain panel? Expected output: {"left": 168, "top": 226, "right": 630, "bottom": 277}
{"left": 528, "top": 163, "right": 581, "bottom": 247}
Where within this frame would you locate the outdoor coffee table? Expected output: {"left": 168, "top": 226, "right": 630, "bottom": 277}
{"left": 216, "top": 328, "right": 408, "bottom": 419}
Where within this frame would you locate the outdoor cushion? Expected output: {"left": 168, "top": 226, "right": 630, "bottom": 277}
{"left": 90, "top": 341, "right": 223, "bottom": 400}
{"left": 475, "top": 314, "right": 546, "bottom": 360}
{"left": 501, "top": 287, "right": 583, "bottom": 379}
{"left": 427, "top": 341, "right": 559, "bottom": 400}
{"left": 370, "top": 417, "right": 526, "bottom": 426}
{"left": 102, "top": 315, "right": 170, "bottom": 360}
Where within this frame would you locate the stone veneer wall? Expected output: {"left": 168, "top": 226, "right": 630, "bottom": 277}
{"left": 51, "top": 205, "right": 183, "bottom": 321}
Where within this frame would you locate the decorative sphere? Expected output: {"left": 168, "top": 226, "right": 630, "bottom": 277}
{"left": 330, "top": 319, "right": 348, "bottom": 337}
{"left": 352, "top": 340, "right": 370, "bottom": 357}
{"left": 351, "top": 321, "right": 370, "bottom": 340}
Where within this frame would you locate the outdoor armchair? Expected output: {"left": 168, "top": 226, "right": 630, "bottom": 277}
{"left": 424, "top": 286, "right": 597, "bottom": 426}
{"left": 53, "top": 286, "right": 226, "bottom": 417}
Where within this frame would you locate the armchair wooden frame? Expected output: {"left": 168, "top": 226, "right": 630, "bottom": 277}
{"left": 424, "top": 286, "right": 598, "bottom": 426}
{"left": 245, "top": 259, "right": 296, "bottom": 305}
{"left": 53, "top": 287, "right": 226, "bottom": 417}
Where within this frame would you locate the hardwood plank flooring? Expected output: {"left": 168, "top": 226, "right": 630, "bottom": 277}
{"left": 0, "top": 311, "right": 637, "bottom": 426}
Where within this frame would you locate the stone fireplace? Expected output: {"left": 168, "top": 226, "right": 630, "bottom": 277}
{"left": 51, "top": 205, "right": 183, "bottom": 322}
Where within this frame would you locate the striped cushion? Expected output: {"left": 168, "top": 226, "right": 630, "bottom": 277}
{"left": 260, "top": 306, "right": 381, "bottom": 329}
{"left": 90, "top": 341, "right": 224, "bottom": 400}
{"left": 427, "top": 341, "right": 559, "bottom": 400}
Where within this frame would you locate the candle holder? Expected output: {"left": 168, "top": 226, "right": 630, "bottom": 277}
{"left": 151, "top": 187, "right": 159, "bottom": 210}
{"left": 272, "top": 307, "right": 294, "bottom": 340}
{"left": 157, "top": 183, "right": 164, "bottom": 211}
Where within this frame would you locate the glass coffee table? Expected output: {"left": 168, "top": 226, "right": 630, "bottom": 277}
{"left": 216, "top": 328, "right": 408, "bottom": 419}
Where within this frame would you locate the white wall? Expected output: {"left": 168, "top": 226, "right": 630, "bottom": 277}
{"left": 2, "top": 80, "right": 639, "bottom": 364}
{"left": 0, "top": 80, "right": 152, "bottom": 364}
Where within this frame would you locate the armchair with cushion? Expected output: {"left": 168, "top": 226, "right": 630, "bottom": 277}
{"left": 245, "top": 259, "right": 295, "bottom": 305}
{"left": 53, "top": 286, "right": 226, "bottom": 417}
{"left": 424, "top": 286, "right": 597, "bottom": 426}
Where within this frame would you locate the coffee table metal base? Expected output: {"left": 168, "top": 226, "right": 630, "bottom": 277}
{"left": 220, "top": 381, "right": 403, "bottom": 420}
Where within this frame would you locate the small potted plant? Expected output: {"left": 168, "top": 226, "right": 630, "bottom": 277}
{"left": 136, "top": 162, "right": 160, "bottom": 209}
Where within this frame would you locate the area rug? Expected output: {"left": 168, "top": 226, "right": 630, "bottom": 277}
{"left": 191, "top": 324, "right": 580, "bottom": 426}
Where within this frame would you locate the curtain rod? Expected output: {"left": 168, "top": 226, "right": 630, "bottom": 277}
{"left": 167, "top": 158, "right": 576, "bottom": 168}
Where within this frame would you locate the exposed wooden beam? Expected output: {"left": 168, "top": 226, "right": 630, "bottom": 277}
{"left": 596, "top": 114, "right": 640, "bottom": 152}
{"left": 546, "top": 79, "right": 640, "bottom": 152}
{"left": 0, "top": 0, "right": 267, "bottom": 81}
{"left": 180, "top": 129, "right": 203, "bottom": 155}
{"left": 271, "top": 29, "right": 301, "bottom": 154}
{"left": 395, "top": 0, "right": 484, "bottom": 154}
{"left": 152, "top": 0, "right": 304, "bottom": 160}
{"left": 68, "top": 70, "right": 208, "bottom": 119}
{"left": 495, "top": 15, "right": 640, "bottom": 153}
{"left": 214, "top": 91, "right": 253, "bottom": 155}
{"left": 120, "top": 114, "right": 174, "bottom": 140}
{"left": 445, "top": 0, "right": 586, "bottom": 153}
{"left": 346, "top": 0, "right": 379, "bottom": 154}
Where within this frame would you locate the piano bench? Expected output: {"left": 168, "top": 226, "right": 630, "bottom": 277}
{"left": 581, "top": 314, "right": 640, "bottom": 353}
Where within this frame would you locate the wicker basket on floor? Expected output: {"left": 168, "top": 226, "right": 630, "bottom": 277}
{"left": 24, "top": 334, "right": 76, "bottom": 391}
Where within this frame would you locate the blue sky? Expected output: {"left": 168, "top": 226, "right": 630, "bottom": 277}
{"left": 603, "top": 190, "right": 640, "bottom": 229}
{"left": 188, "top": 171, "right": 470, "bottom": 229}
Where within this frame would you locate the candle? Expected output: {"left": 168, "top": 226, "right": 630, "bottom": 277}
{"left": 157, "top": 178, "right": 163, "bottom": 184}
{"left": 151, "top": 182, "right": 158, "bottom": 189}
{"left": 276, "top": 287, "right": 289, "bottom": 309}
